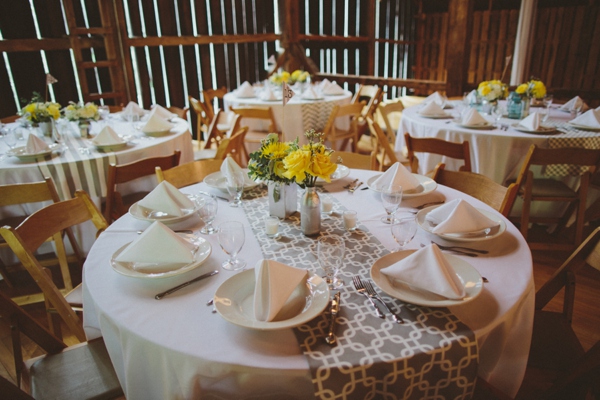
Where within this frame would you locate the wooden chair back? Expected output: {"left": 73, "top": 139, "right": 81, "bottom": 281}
{"left": 188, "top": 95, "right": 211, "bottom": 140}
{"left": 431, "top": 163, "right": 519, "bottom": 217}
{"left": 352, "top": 84, "right": 383, "bottom": 120}
{"left": 333, "top": 151, "right": 376, "bottom": 170}
{"left": 0, "top": 191, "right": 108, "bottom": 343}
{"left": 167, "top": 106, "right": 189, "bottom": 119}
{"left": 323, "top": 102, "right": 364, "bottom": 152}
{"left": 156, "top": 159, "right": 223, "bottom": 189}
{"left": 230, "top": 106, "right": 278, "bottom": 134}
{"left": 404, "top": 132, "right": 472, "bottom": 174}
{"left": 202, "top": 86, "right": 228, "bottom": 118}
{"left": 105, "top": 150, "right": 181, "bottom": 223}
{"left": 222, "top": 127, "right": 250, "bottom": 166}
{"left": 377, "top": 101, "right": 404, "bottom": 142}
{"left": 366, "top": 116, "right": 402, "bottom": 171}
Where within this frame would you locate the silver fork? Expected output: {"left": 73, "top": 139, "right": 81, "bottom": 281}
{"left": 363, "top": 280, "right": 404, "bottom": 324}
{"left": 349, "top": 181, "right": 363, "bottom": 193}
{"left": 352, "top": 276, "right": 385, "bottom": 319}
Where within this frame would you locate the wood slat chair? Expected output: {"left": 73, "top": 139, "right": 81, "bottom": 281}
{"left": 0, "top": 290, "right": 123, "bottom": 400}
{"left": 221, "top": 126, "right": 250, "bottom": 167}
{"left": 333, "top": 151, "right": 377, "bottom": 170}
{"left": 188, "top": 95, "right": 212, "bottom": 144}
{"left": 366, "top": 117, "right": 408, "bottom": 171}
{"left": 404, "top": 132, "right": 472, "bottom": 175}
{"left": 105, "top": 150, "right": 181, "bottom": 223}
{"left": 515, "top": 226, "right": 600, "bottom": 400}
{"left": 353, "top": 85, "right": 384, "bottom": 150}
{"left": 0, "top": 190, "right": 108, "bottom": 343}
{"left": 510, "top": 144, "right": 600, "bottom": 251}
{"left": 230, "top": 106, "right": 279, "bottom": 158}
{"left": 167, "top": 106, "right": 189, "bottom": 119}
{"left": 202, "top": 86, "right": 228, "bottom": 120}
{"left": 377, "top": 100, "right": 404, "bottom": 141}
{"left": 156, "top": 159, "right": 223, "bottom": 189}
{"left": 431, "top": 163, "right": 519, "bottom": 217}
{"left": 323, "top": 102, "right": 364, "bottom": 152}
{"left": 0, "top": 178, "right": 81, "bottom": 301}
{"left": 194, "top": 111, "right": 241, "bottom": 161}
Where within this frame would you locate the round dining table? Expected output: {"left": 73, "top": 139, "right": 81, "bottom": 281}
{"left": 82, "top": 168, "right": 533, "bottom": 399}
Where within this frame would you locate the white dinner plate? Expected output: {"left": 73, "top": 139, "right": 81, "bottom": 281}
{"left": 366, "top": 173, "right": 437, "bottom": 198}
{"left": 316, "top": 164, "right": 350, "bottom": 184}
{"left": 128, "top": 196, "right": 199, "bottom": 224}
{"left": 203, "top": 170, "right": 259, "bottom": 192}
{"left": 416, "top": 205, "right": 506, "bottom": 242}
{"left": 214, "top": 271, "right": 330, "bottom": 330}
{"left": 301, "top": 96, "right": 325, "bottom": 101}
{"left": 567, "top": 122, "right": 600, "bottom": 131}
{"left": 512, "top": 124, "right": 557, "bottom": 134}
{"left": 143, "top": 129, "right": 172, "bottom": 137}
{"left": 454, "top": 122, "right": 494, "bottom": 129}
{"left": 417, "top": 112, "right": 451, "bottom": 119}
{"left": 370, "top": 250, "right": 483, "bottom": 307}
{"left": 7, "top": 144, "right": 58, "bottom": 161}
{"left": 110, "top": 234, "right": 211, "bottom": 278}
{"left": 93, "top": 141, "right": 129, "bottom": 151}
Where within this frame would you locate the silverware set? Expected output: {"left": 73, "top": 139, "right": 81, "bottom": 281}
{"left": 325, "top": 292, "right": 341, "bottom": 345}
{"left": 353, "top": 276, "right": 403, "bottom": 323}
{"left": 343, "top": 179, "right": 363, "bottom": 193}
{"left": 155, "top": 270, "right": 219, "bottom": 300}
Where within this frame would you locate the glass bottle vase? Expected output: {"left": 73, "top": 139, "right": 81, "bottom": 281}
{"left": 300, "top": 186, "right": 320, "bottom": 236}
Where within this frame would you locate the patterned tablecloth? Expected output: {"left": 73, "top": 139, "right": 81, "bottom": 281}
{"left": 242, "top": 187, "right": 479, "bottom": 400}
{"left": 543, "top": 118, "right": 600, "bottom": 176}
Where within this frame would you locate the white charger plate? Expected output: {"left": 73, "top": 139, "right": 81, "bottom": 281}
{"left": 370, "top": 250, "right": 483, "bottom": 307}
{"left": 214, "top": 272, "right": 330, "bottom": 330}
{"left": 512, "top": 124, "right": 557, "bottom": 134}
{"left": 143, "top": 129, "right": 172, "bottom": 137}
{"left": 110, "top": 234, "right": 211, "bottom": 278}
{"left": 203, "top": 170, "right": 259, "bottom": 192}
{"left": 366, "top": 173, "right": 437, "bottom": 198}
{"left": 7, "top": 144, "right": 58, "bottom": 161}
{"left": 567, "top": 122, "right": 600, "bottom": 131}
{"left": 316, "top": 164, "right": 350, "bottom": 184}
{"left": 417, "top": 112, "right": 451, "bottom": 119}
{"left": 454, "top": 122, "right": 494, "bottom": 129}
{"left": 93, "top": 141, "right": 129, "bottom": 151}
{"left": 129, "top": 196, "right": 199, "bottom": 224}
{"left": 416, "top": 205, "right": 506, "bottom": 242}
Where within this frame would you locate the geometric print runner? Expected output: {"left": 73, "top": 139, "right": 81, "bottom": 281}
{"left": 241, "top": 185, "right": 479, "bottom": 400}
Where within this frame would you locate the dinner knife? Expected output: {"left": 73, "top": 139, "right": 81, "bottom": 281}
{"left": 155, "top": 270, "right": 219, "bottom": 300}
{"left": 325, "top": 292, "right": 341, "bottom": 345}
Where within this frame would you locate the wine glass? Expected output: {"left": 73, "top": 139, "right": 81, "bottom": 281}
{"left": 390, "top": 216, "right": 418, "bottom": 252}
{"left": 4, "top": 129, "right": 17, "bottom": 150}
{"left": 543, "top": 94, "right": 553, "bottom": 122}
{"left": 317, "top": 235, "right": 345, "bottom": 289}
{"left": 195, "top": 192, "right": 219, "bottom": 234}
{"left": 98, "top": 105, "right": 110, "bottom": 128}
{"left": 492, "top": 104, "right": 504, "bottom": 127}
{"left": 380, "top": 184, "right": 403, "bottom": 224}
{"left": 218, "top": 221, "right": 246, "bottom": 271}
{"left": 226, "top": 170, "right": 245, "bottom": 207}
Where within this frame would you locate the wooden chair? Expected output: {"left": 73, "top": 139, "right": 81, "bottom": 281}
{"left": 333, "top": 151, "right": 376, "bottom": 170}
{"left": 377, "top": 100, "right": 404, "bottom": 141}
{"left": 221, "top": 126, "right": 250, "bottom": 167}
{"left": 515, "top": 227, "right": 600, "bottom": 399}
{"left": 404, "top": 132, "right": 472, "bottom": 175}
{"left": 202, "top": 86, "right": 228, "bottom": 119}
{"left": 105, "top": 150, "right": 181, "bottom": 223}
{"left": 1, "top": 114, "right": 20, "bottom": 123}
{"left": 167, "top": 106, "right": 189, "bottom": 119}
{"left": 323, "top": 102, "right": 364, "bottom": 152}
{"left": 188, "top": 95, "right": 211, "bottom": 142}
{"left": 510, "top": 144, "right": 600, "bottom": 251}
{"left": 0, "top": 190, "right": 109, "bottom": 343}
{"left": 352, "top": 84, "right": 384, "bottom": 123}
{"left": 156, "top": 159, "right": 223, "bottom": 189}
{"left": 366, "top": 117, "right": 407, "bottom": 171}
{"left": 432, "top": 163, "right": 519, "bottom": 217}
{"left": 194, "top": 112, "right": 241, "bottom": 160}
{"left": 230, "top": 106, "right": 279, "bottom": 157}
{"left": 0, "top": 290, "right": 123, "bottom": 399}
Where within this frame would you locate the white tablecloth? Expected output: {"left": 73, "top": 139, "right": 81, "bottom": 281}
{"left": 83, "top": 169, "right": 534, "bottom": 399}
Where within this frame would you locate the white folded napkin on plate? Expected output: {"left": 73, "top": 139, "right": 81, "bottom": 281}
{"left": 560, "top": 96, "right": 589, "bottom": 112}
{"left": 461, "top": 108, "right": 488, "bottom": 126}
{"left": 321, "top": 81, "right": 345, "bottom": 95}
{"left": 570, "top": 109, "right": 600, "bottom": 128}
{"left": 302, "top": 86, "right": 320, "bottom": 100}
{"left": 220, "top": 156, "right": 244, "bottom": 186}
{"left": 92, "top": 126, "right": 125, "bottom": 146}
{"left": 122, "top": 101, "right": 146, "bottom": 117}
{"left": 318, "top": 79, "right": 331, "bottom": 91}
{"left": 115, "top": 221, "right": 195, "bottom": 265}
{"left": 150, "top": 104, "right": 177, "bottom": 120}
{"left": 371, "top": 161, "right": 420, "bottom": 192}
{"left": 137, "top": 181, "right": 195, "bottom": 217}
{"left": 519, "top": 112, "right": 543, "bottom": 130}
{"left": 253, "top": 259, "right": 308, "bottom": 322}
{"left": 380, "top": 244, "right": 466, "bottom": 299}
{"left": 426, "top": 198, "right": 498, "bottom": 234}
{"left": 236, "top": 81, "right": 255, "bottom": 98}
{"left": 418, "top": 101, "right": 445, "bottom": 116}
{"left": 25, "top": 134, "right": 49, "bottom": 153}
{"left": 424, "top": 91, "right": 447, "bottom": 107}
{"left": 141, "top": 113, "right": 174, "bottom": 133}
{"left": 261, "top": 86, "right": 279, "bottom": 101}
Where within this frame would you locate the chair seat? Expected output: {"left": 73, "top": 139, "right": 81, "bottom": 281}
{"left": 245, "top": 130, "right": 270, "bottom": 143}
{"left": 64, "top": 283, "right": 83, "bottom": 306}
{"left": 194, "top": 148, "right": 217, "bottom": 160}
{"left": 356, "top": 133, "right": 376, "bottom": 154}
{"left": 530, "top": 178, "right": 578, "bottom": 198}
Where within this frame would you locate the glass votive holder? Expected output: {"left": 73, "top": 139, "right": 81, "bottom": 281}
{"left": 321, "top": 194, "right": 333, "bottom": 215}
{"left": 343, "top": 210, "right": 358, "bottom": 232}
{"left": 265, "top": 216, "right": 281, "bottom": 239}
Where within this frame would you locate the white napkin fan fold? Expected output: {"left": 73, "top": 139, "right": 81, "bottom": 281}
{"left": 519, "top": 112, "right": 543, "bottom": 130}
{"left": 137, "top": 181, "right": 195, "bottom": 217}
{"left": 93, "top": 126, "right": 125, "bottom": 146}
{"left": 461, "top": 108, "right": 488, "bottom": 126}
{"left": 419, "top": 101, "right": 445, "bottom": 116}
{"left": 25, "top": 134, "right": 49, "bottom": 153}
{"left": 426, "top": 199, "right": 498, "bottom": 234}
{"left": 570, "top": 109, "right": 600, "bottom": 128}
{"left": 371, "top": 162, "right": 420, "bottom": 192}
{"left": 142, "top": 114, "right": 174, "bottom": 133}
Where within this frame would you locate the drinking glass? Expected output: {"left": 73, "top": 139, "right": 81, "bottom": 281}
{"left": 195, "top": 192, "right": 219, "bottom": 234}
{"left": 4, "top": 129, "right": 17, "bottom": 150}
{"left": 317, "top": 235, "right": 345, "bottom": 289}
{"left": 390, "top": 216, "right": 418, "bottom": 252}
{"left": 98, "top": 105, "right": 110, "bottom": 120}
{"left": 226, "top": 171, "right": 245, "bottom": 207}
{"left": 543, "top": 94, "right": 553, "bottom": 122}
{"left": 381, "top": 184, "right": 403, "bottom": 224}
{"left": 492, "top": 104, "right": 504, "bottom": 127}
{"left": 218, "top": 221, "right": 246, "bottom": 271}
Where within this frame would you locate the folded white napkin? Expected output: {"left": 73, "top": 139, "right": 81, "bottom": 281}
{"left": 321, "top": 82, "right": 345, "bottom": 95}
{"left": 25, "top": 134, "right": 49, "bottom": 153}
{"left": 137, "top": 181, "right": 195, "bottom": 217}
{"left": 236, "top": 81, "right": 255, "bottom": 98}
{"left": 560, "top": 96, "right": 589, "bottom": 112}
{"left": 466, "top": 90, "right": 479, "bottom": 104}
{"left": 122, "top": 101, "right": 146, "bottom": 117}
{"left": 461, "top": 108, "right": 488, "bottom": 126}
{"left": 318, "top": 79, "right": 331, "bottom": 91}
{"left": 150, "top": 104, "right": 177, "bottom": 120}
{"left": 92, "top": 126, "right": 125, "bottom": 146}
{"left": 426, "top": 199, "right": 498, "bottom": 234}
{"left": 141, "top": 113, "right": 174, "bottom": 133}
{"left": 302, "top": 86, "right": 320, "bottom": 100}
{"left": 380, "top": 244, "right": 466, "bottom": 299}
{"left": 261, "top": 86, "right": 279, "bottom": 101}
{"left": 220, "top": 156, "right": 244, "bottom": 186}
{"left": 570, "top": 109, "right": 600, "bottom": 128}
{"left": 253, "top": 259, "right": 308, "bottom": 322}
{"left": 418, "top": 101, "right": 445, "bottom": 116}
{"left": 519, "top": 112, "right": 543, "bottom": 130}
{"left": 115, "top": 221, "right": 195, "bottom": 266}
{"left": 371, "top": 162, "right": 420, "bottom": 192}
{"left": 424, "top": 91, "right": 447, "bottom": 107}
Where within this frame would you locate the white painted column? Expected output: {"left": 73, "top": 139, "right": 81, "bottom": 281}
{"left": 510, "top": 0, "right": 538, "bottom": 86}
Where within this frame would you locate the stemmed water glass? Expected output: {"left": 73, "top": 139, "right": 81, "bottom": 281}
{"left": 390, "top": 216, "right": 418, "bottom": 252}
{"left": 317, "top": 235, "right": 345, "bottom": 289}
{"left": 226, "top": 171, "right": 245, "bottom": 207}
{"left": 381, "top": 184, "right": 403, "bottom": 224}
{"left": 98, "top": 105, "right": 110, "bottom": 128}
{"left": 492, "top": 104, "right": 504, "bottom": 127}
{"left": 195, "top": 192, "right": 219, "bottom": 234}
{"left": 4, "top": 128, "right": 17, "bottom": 151}
{"left": 543, "top": 94, "right": 553, "bottom": 122}
{"left": 217, "top": 221, "right": 246, "bottom": 271}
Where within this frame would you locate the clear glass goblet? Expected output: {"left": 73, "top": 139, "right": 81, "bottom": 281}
{"left": 317, "top": 235, "right": 345, "bottom": 289}
{"left": 195, "top": 192, "right": 219, "bottom": 234}
{"left": 381, "top": 184, "right": 403, "bottom": 224}
{"left": 226, "top": 171, "right": 245, "bottom": 207}
{"left": 543, "top": 94, "right": 553, "bottom": 122}
{"left": 218, "top": 221, "right": 246, "bottom": 271}
{"left": 492, "top": 104, "right": 504, "bottom": 127}
{"left": 4, "top": 129, "right": 17, "bottom": 150}
{"left": 390, "top": 216, "right": 418, "bottom": 252}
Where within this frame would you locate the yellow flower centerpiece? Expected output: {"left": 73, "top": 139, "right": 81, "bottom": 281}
{"left": 62, "top": 101, "right": 100, "bottom": 122}
{"left": 516, "top": 78, "right": 546, "bottom": 100}
{"left": 19, "top": 92, "right": 61, "bottom": 124}
{"left": 477, "top": 80, "right": 508, "bottom": 102}
{"left": 269, "top": 69, "right": 311, "bottom": 86}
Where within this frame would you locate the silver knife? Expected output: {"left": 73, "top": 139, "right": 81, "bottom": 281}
{"left": 325, "top": 292, "right": 341, "bottom": 345}
{"left": 155, "top": 270, "right": 219, "bottom": 300}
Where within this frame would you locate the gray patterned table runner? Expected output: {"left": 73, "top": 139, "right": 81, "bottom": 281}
{"left": 543, "top": 118, "right": 600, "bottom": 176}
{"left": 242, "top": 186, "right": 479, "bottom": 400}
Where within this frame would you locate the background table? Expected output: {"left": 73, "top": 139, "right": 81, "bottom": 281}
{"left": 83, "top": 169, "right": 534, "bottom": 399}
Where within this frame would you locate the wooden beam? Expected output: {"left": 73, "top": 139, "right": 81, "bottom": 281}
{"left": 445, "top": 0, "right": 474, "bottom": 96}
{"left": 366, "top": 1, "right": 376, "bottom": 76}
{"left": 298, "top": 34, "right": 369, "bottom": 43}
{"left": 124, "top": 33, "right": 280, "bottom": 47}
{"left": 315, "top": 73, "right": 447, "bottom": 93}
{"left": 0, "top": 37, "right": 104, "bottom": 53}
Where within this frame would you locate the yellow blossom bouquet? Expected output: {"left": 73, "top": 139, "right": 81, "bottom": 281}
{"left": 269, "top": 69, "right": 311, "bottom": 86}
{"left": 62, "top": 101, "right": 100, "bottom": 122}
{"left": 516, "top": 78, "right": 546, "bottom": 99}
{"left": 477, "top": 80, "right": 508, "bottom": 102}
{"left": 19, "top": 92, "right": 61, "bottom": 124}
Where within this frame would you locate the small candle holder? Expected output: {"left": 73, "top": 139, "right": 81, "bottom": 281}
{"left": 264, "top": 216, "right": 281, "bottom": 239}
{"left": 321, "top": 194, "right": 333, "bottom": 216}
{"left": 343, "top": 210, "right": 358, "bottom": 232}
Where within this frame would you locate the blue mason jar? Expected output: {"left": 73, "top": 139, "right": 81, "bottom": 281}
{"left": 507, "top": 92, "right": 522, "bottom": 119}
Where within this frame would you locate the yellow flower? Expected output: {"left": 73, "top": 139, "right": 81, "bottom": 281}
{"left": 281, "top": 71, "right": 290, "bottom": 83}
{"left": 480, "top": 86, "right": 491, "bottom": 96}
{"left": 273, "top": 160, "right": 287, "bottom": 178}
{"left": 46, "top": 104, "right": 61, "bottom": 119}
{"left": 291, "top": 70, "right": 302, "bottom": 81}
{"left": 24, "top": 103, "right": 36, "bottom": 114}
{"left": 310, "top": 152, "right": 337, "bottom": 182}
{"left": 283, "top": 149, "right": 311, "bottom": 183}
{"left": 516, "top": 84, "right": 527, "bottom": 95}
{"left": 263, "top": 141, "right": 290, "bottom": 160}
{"left": 530, "top": 80, "right": 546, "bottom": 99}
